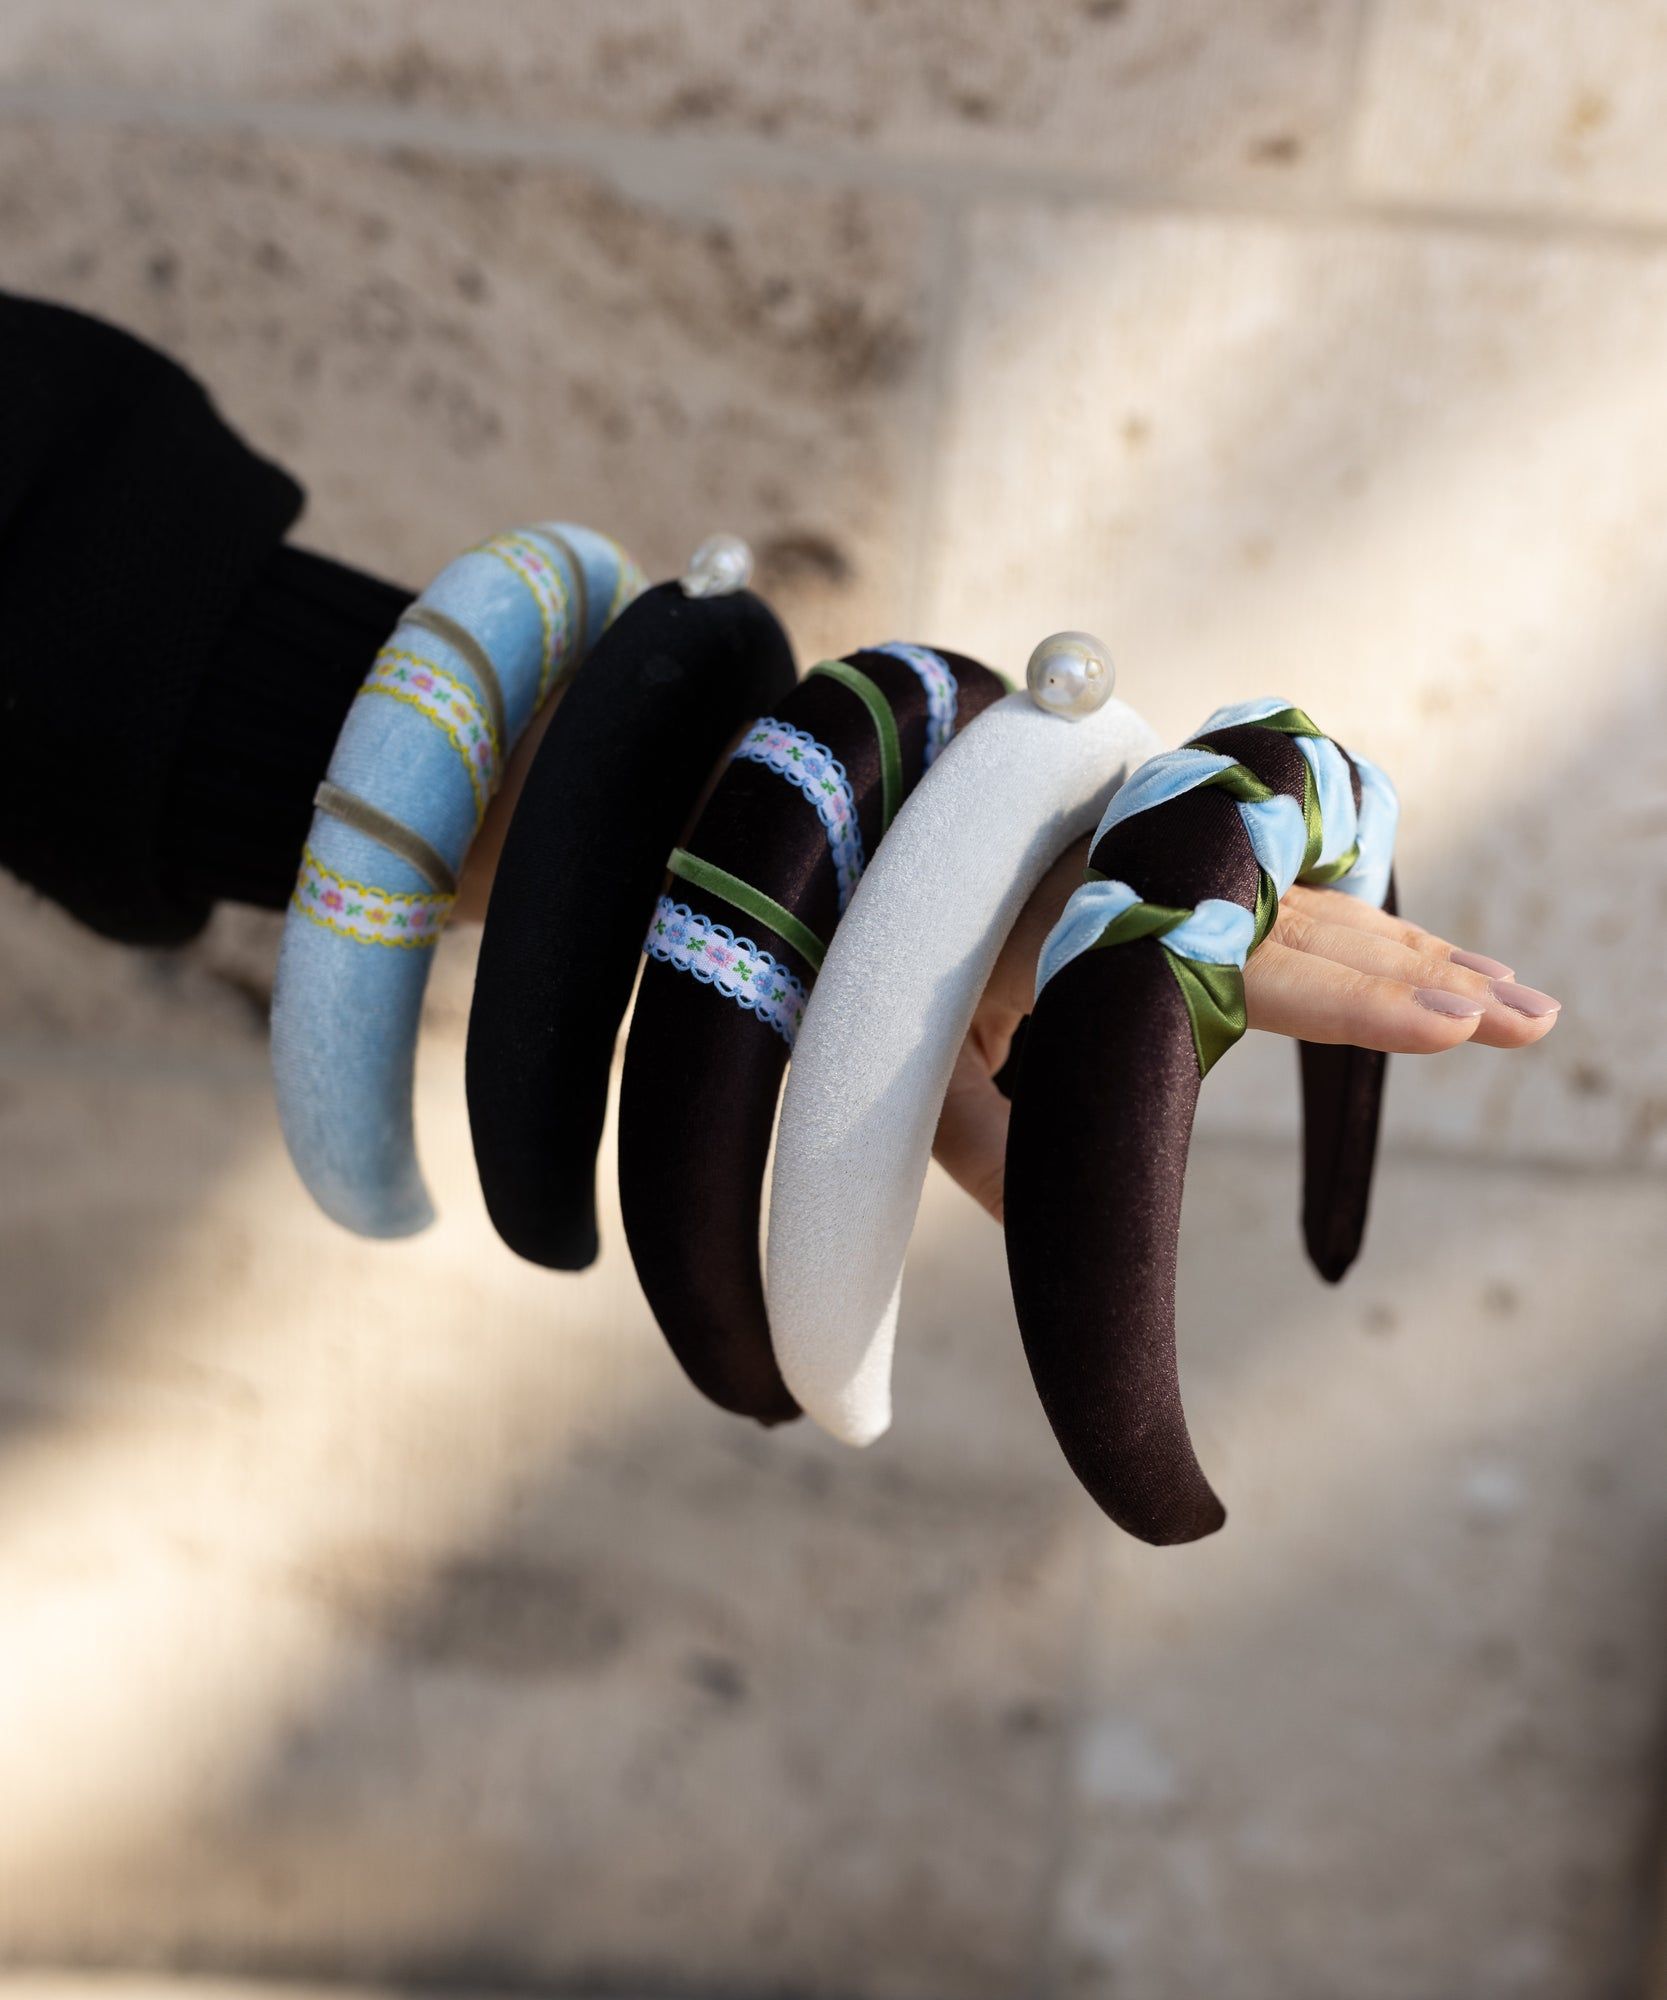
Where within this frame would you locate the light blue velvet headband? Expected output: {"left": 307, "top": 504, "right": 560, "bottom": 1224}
{"left": 270, "top": 522, "right": 645, "bottom": 1237}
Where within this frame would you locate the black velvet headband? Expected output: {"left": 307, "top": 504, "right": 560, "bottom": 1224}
{"left": 467, "top": 564, "right": 796, "bottom": 1269}
{"left": 1004, "top": 701, "right": 1400, "bottom": 1545}
{"left": 618, "top": 644, "right": 1007, "bottom": 1422}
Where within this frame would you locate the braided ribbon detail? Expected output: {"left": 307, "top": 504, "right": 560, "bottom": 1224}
{"left": 1036, "top": 699, "right": 1399, "bottom": 1073}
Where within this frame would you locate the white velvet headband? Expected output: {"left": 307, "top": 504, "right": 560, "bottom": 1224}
{"left": 766, "top": 638, "right": 1162, "bottom": 1446}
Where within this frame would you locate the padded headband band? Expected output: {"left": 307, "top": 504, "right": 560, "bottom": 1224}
{"left": 466, "top": 570, "right": 797, "bottom": 1270}
{"left": 1004, "top": 698, "right": 1399, "bottom": 1545}
{"left": 618, "top": 645, "right": 1007, "bottom": 1422}
{"left": 766, "top": 676, "right": 1165, "bottom": 1446}
{"left": 271, "top": 523, "right": 643, "bottom": 1238}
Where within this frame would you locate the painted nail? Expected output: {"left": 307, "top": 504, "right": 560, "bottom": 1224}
{"left": 1414, "top": 987, "right": 1485, "bottom": 1018}
{"left": 1451, "top": 948, "right": 1514, "bottom": 980}
{"left": 1490, "top": 980, "right": 1561, "bottom": 1018}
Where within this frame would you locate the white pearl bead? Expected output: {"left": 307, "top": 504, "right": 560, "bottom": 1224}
{"left": 680, "top": 533, "right": 754, "bottom": 599}
{"left": 1024, "top": 630, "right": 1115, "bottom": 719}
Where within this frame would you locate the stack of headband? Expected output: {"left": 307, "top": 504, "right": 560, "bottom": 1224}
{"left": 272, "top": 544, "right": 1400, "bottom": 1552}
{"left": 618, "top": 641, "right": 1008, "bottom": 1421}
{"left": 271, "top": 522, "right": 643, "bottom": 1239}
{"left": 768, "top": 650, "right": 1397, "bottom": 1547}
{"left": 1005, "top": 697, "right": 1397, "bottom": 1543}
{"left": 467, "top": 537, "right": 798, "bottom": 1271}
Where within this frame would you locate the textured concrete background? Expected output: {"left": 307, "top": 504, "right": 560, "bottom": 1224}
{"left": 0, "top": 5, "right": 1664, "bottom": 1998}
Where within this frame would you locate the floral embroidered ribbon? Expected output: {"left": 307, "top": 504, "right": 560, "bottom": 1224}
{"left": 871, "top": 641, "right": 959, "bottom": 767}
{"left": 291, "top": 847, "right": 453, "bottom": 949}
{"left": 362, "top": 649, "right": 501, "bottom": 822}
{"left": 1036, "top": 700, "right": 1399, "bottom": 1075}
{"left": 645, "top": 896, "right": 808, "bottom": 1046}
{"left": 732, "top": 718, "right": 865, "bottom": 910}
{"left": 473, "top": 527, "right": 579, "bottom": 700}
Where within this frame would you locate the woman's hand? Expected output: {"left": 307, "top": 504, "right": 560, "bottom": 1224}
{"left": 932, "top": 838, "right": 1563, "bottom": 1223}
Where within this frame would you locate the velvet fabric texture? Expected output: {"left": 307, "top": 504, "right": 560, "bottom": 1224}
{"left": 1004, "top": 712, "right": 1397, "bottom": 1546}
{"left": 467, "top": 584, "right": 798, "bottom": 1271}
{"left": 618, "top": 647, "right": 1006, "bottom": 1422}
{"left": 766, "top": 690, "right": 1165, "bottom": 1446}
{"left": 272, "top": 524, "right": 642, "bottom": 1240}
{"left": 0, "top": 293, "right": 303, "bottom": 943}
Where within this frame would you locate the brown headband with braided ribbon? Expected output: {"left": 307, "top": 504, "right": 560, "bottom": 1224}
{"left": 1004, "top": 701, "right": 1399, "bottom": 1543}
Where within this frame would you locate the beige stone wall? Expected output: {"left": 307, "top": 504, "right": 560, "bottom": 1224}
{"left": 1, "top": 7, "right": 1664, "bottom": 1997}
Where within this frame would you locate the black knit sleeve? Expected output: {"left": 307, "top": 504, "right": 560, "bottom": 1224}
{"left": 0, "top": 293, "right": 408, "bottom": 944}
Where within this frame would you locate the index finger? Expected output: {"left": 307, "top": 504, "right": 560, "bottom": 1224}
{"left": 1280, "top": 884, "right": 1514, "bottom": 978}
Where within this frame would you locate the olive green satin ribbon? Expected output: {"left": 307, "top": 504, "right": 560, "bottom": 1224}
{"left": 808, "top": 659, "right": 902, "bottom": 834}
{"left": 667, "top": 848, "right": 827, "bottom": 974}
{"left": 1081, "top": 876, "right": 1248, "bottom": 1076}
{"left": 1092, "top": 752, "right": 1282, "bottom": 1073}
{"left": 1191, "top": 707, "right": 1361, "bottom": 886}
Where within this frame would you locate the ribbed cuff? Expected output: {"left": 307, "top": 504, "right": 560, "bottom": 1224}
{"left": 161, "top": 544, "right": 412, "bottom": 912}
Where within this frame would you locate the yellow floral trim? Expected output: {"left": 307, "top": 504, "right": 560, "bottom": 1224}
{"left": 361, "top": 649, "right": 500, "bottom": 824}
{"left": 290, "top": 846, "right": 453, "bottom": 948}
{"left": 474, "top": 530, "right": 576, "bottom": 699}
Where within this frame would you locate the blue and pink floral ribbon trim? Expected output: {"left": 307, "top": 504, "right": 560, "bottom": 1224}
{"left": 873, "top": 641, "right": 959, "bottom": 767}
{"left": 731, "top": 717, "right": 865, "bottom": 910}
{"left": 644, "top": 895, "right": 809, "bottom": 1046}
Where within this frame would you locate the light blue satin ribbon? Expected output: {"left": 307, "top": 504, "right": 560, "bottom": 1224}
{"left": 1036, "top": 880, "right": 1256, "bottom": 994}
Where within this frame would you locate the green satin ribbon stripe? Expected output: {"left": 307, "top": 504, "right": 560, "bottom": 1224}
{"left": 666, "top": 847, "right": 827, "bottom": 974}
{"left": 1166, "top": 955, "right": 1246, "bottom": 1077}
{"left": 1186, "top": 720, "right": 1365, "bottom": 888}
{"left": 808, "top": 659, "right": 903, "bottom": 834}
{"left": 1079, "top": 880, "right": 1249, "bottom": 1078}
{"left": 1232, "top": 704, "right": 1323, "bottom": 740}
{"left": 1251, "top": 866, "right": 1280, "bottom": 949}
{"left": 1302, "top": 842, "right": 1362, "bottom": 886}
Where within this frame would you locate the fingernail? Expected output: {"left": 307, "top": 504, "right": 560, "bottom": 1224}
{"left": 1414, "top": 987, "right": 1485, "bottom": 1018}
{"left": 1451, "top": 948, "right": 1514, "bottom": 979}
{"left": 1490, "top": 980, "right": 1561, "bottom": 1019}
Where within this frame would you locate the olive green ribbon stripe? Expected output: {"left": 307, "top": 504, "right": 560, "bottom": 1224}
{"left": 1242, "top": 704, "right": 1323, "bottom": 739}
{"left": 1086, "top": 897, "right": 1194, "bottom": 951}
{"left": 1163, "top": 953, "right": 1246, "bottom": 1077}
{"left": 1301, "top": 841, "right": 1362, "bottom": 887}
{"left": 666, "top": 848, "right": 827, "bottom": 974}
{"left": 1190, "top": 720, "right": 1353, "bottom": 879}
{"left": 313, "top": 781, "right": 460, "bottom": 896}
{"left": 400, "top": 604, "right": 508, "bottom": 751}
{"left": 809, "top": 659, "right": 903, "bottom": 834}
{"left": 1191, "top": 759, "right": 1275, "bottom": 805}
{"left": 1252, "top": 867, "right": 1280, "bottom": 948}
{"left": 1077, "top": 878, "right": 1253, "bottom": 1077}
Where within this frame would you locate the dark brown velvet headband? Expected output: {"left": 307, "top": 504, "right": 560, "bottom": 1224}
{"left": 1004, "top": 700, "right": 1400, "bottom": 1544}
{"left": 618, "top": 643, "right": 1007, "bottom": 1420}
